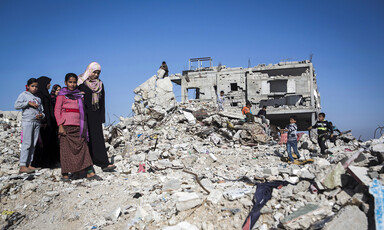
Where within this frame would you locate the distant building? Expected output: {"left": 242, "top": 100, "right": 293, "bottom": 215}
{"left": 170, "top": 58, "right": 321, "bottom": 130}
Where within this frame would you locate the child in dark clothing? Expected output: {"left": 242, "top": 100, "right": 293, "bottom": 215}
{"left": 257, "top": 105, "right": 267, "bottom": 124}
{"left": 280, "top": 116, "right": 301, "bottom": 163}
{"left": 308, "top": 112, "right": 333, "bottom": 157}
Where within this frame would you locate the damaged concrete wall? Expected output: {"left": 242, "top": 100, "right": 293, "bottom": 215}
{"left": 170, "top": 60, "right": 321, "bottom": 130}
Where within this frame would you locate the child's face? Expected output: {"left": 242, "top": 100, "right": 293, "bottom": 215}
{"left": 27, "top": 82, "right": 38, "bottom": 94}
{"left": 220, "top": 92, "right": 224, "bottom": 96}
{"left": 65, "top": 77, "right": 77, "bottom": 91}
{"left": 89, "top": 70, "right": 100, "bottom": 80}
{"left": 55, "top": 87, "right": 61, "bottom": 96}
{"left": 290, "top": 118, "right": 296, "bottom": 124}
{"left": 318, "top": 115, "right": 324, "bottom": 121}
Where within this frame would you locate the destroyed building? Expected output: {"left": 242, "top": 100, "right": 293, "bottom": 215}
{"left": 2, "top": 62, "right": 384, "bottom": 230}
{"left": 170, "top": 58, "right": 320, "bottom": 129}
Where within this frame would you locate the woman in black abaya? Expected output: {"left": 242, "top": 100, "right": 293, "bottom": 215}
{"left": 78, "top": 62, "right": 116, "bottom": 172}
{"left": 32, "top": 76, "right": 60, "bottom": 168}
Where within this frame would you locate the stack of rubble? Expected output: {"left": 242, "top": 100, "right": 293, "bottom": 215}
{"left": 1, "top": 77, "right": 384, "bottom": 229}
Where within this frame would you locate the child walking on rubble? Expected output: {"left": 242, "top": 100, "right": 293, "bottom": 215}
{"left": 14, "top": 78, "right": 45, "bottom": 173}
{"left": 308, "top": 112, "right": 333, "bottom": 158}
{"left": 280, "top": 116, "right": 301, "bottom": 163}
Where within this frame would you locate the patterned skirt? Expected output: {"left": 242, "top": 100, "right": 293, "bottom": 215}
{"left": 59, "top": 126, "right": 93, "bottom": 174}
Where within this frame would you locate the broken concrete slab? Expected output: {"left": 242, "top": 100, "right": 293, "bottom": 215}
{"left": 347, "top": 165, "right": 372, "bottom": 187}
{"left": 281, "top": 203, "right": 332, "bottom": 229}
{"left": 323, "top": 205, "right": 367, "bottom": 230}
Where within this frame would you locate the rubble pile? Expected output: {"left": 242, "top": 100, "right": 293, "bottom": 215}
{"left": 1, "top": 77, "right": 384, "bottom": 230}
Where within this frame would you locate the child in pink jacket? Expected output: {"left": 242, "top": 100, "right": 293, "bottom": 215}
{"left": 54, "top": 73, "right": 102, "bottom": 182}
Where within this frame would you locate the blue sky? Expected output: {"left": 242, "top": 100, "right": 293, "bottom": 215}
{"left": 0, "top": 0, "right": 383, "bottom": 140}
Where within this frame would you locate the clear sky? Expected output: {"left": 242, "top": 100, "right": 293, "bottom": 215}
{"left": 1, "top": 0, "right": 383, "bottom": 140}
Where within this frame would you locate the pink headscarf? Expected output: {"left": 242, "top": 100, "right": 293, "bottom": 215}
{"left": 78, "top": 62, "right": 101, "bottom": 85}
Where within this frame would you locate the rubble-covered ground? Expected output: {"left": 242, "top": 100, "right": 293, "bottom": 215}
{"left": 1, "top": 76, "right": 384, "bottom": 230}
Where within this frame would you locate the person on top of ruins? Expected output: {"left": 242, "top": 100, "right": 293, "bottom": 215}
{"left": 217, "top": 90, "right": 225, "bottom": 111}
{"left": 308, "top": 112, "right": 333, "bottom": 158}
{"left": 257, "top": 105, "right": 267, "bottom": 124}
{"left": 14, "top": 78, "right": 45, "bottom": 174}
{"left": 242, "top": 101, "right": 254, "bottom": 123}
{"left": 159, "top": 61, "right": 169, "bottom": 77}
{"left": 280, "top": 115, "right": 301, "bottom": 164}
{"left": 78, "top": 62, "right": 116, "bottom": 172}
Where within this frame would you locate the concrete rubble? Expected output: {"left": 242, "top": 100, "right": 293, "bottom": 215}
{"left": 1, "top": 72, "right": 384, "bottom": 230}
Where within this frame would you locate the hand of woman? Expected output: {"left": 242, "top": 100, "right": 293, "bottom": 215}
{"left": 58, "top": 125, "right": 66, "bottom": 136}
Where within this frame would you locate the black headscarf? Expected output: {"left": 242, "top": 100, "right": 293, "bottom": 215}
{"left": 37, "top": 76, "right": 51, "bottom": 99}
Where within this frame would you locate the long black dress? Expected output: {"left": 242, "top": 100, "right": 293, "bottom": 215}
{"left": 32, "top": 76, "right": 60, "bottom": 168}
{"left": 78, "top": 83, "right": 110, "bottom": 168}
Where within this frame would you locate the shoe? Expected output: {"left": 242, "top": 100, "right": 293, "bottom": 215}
{"left": 61, "top": 177, "right": 71, "bottom": 182}
{"left": 292, "top": 154, "right": 298, "bottom": 159}
{"left": 86, "top": 175, "right": 103, "bottom": 181}
{"left": 319, "top": 154, "right": 328, "bottom": 159}
{"left": 289, "top": 160, "right": 301, "bottom": 165}
{"left": 102, "top": 165, "right": 116, "bottom": 172}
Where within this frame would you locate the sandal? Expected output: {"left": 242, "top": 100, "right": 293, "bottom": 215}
{"left": 19, "top": 168, "right": 35, "bottom": 174}
{"left": 86, "top": 175, "right": 103, "bottom": 181}
{"left": 102, "top": 165, "right": 116, "bottom": 172}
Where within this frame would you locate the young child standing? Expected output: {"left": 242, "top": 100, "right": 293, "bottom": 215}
{"left": 14, "top": 78, "right": 45, "bottom": 173}
{"left": 55, "top": 73, "right": 101, "bottom": 181}
{"left": 308, "top": 112, "right": 333, "bottom": 157}
{"left": 280, "top": 116, "right": 301, "bottom": 163}
{"left": 217, "top": 90, "right": 225, "bottom": 111}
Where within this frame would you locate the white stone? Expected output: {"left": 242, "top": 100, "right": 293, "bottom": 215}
{"left": 207, "top": 189, "right": 222, "bottom": 204}
{"left": 173, "top": 192, "right": 202, "bottom": 211}
{"left": 223, "top": 187, "right": 253, "bottom": 201}
{"left": 163, "top": 222, "right": 199, "bottom": 230}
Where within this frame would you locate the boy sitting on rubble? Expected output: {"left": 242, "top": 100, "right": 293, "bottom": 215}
{"left": 242, "top": 101, "right": 254, "bottom": 123}
{"left": 257, "top": 105, "right": 268, "bottom": 124}
{"left": 280, "top": 116, "right": 301, "bottom": 164}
